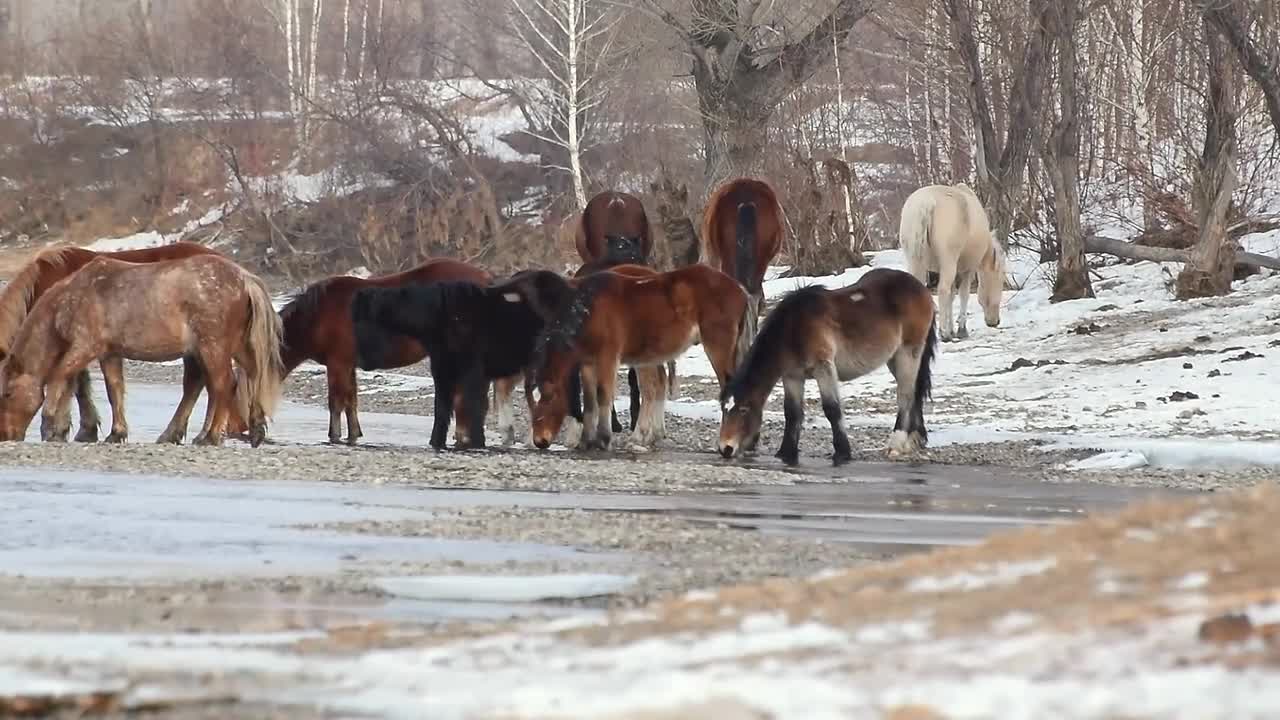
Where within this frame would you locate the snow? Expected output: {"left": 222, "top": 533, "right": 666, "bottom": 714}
{"left": 376, "top": 574, "right": 636, "bottom": 603}
{"left": 3, "top": 604, "right": 1279, "bottom": 719}
{"left": 906, "top": 558, "right": 1057, "bottom": 593}
{"left": 666, "top": 222, "right": 1280, "bottom": 472}
{"left": 86, "top": 231, "right": 167, "bottom": 252}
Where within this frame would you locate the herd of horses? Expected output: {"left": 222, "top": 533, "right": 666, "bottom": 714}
{"left": 0, "top": 178, "right": 1008, "bottom": 466}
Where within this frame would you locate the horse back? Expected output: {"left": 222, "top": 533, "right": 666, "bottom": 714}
{"left": 702, "top": 178, "right": 783, "bottom": 284}
{"left": 835, "top": 269, "right": 935, "bottom": 348}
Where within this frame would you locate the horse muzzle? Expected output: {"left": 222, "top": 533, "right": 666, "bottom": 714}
{"left": 719, "top": 443, "right": 737, "bottom": 459}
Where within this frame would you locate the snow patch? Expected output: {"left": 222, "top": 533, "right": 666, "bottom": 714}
{"left": 376, "top": 574, "right": 636, "bottom": 603}
{"left": 906, "top": 558, "right": 1057, "bottom": 593}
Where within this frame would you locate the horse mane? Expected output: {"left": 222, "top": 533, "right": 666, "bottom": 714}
{"left": 531, "top": 272, "right": 606, "bottom": 381}
{"left": 0, "top": 246, "right": 76, "bottom": 354}
{"left": 721, "top": 284, "right": 824, "bottom": 405}
{"left": 277, "top": 277, "right": 338, "bottom": 328}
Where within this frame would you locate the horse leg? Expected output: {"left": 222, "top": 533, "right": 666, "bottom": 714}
{"left": 157, "top": 358, "right": 205, "bottom": 445}
{"left": 40, "top": 344, "right": 99, "bottom": 442}
{"left": 577, "top": 364, "right": 601, "bottom": 451}
{"left": 346, "top": 367, "right": 363, "bottom": 443}
{"left": 774, "top": 374, "right": 806, "bottom": 466}
{"left": 495, "top": 375, "right": 517, "bottom": 446}
{"left": 99, "top": 356, "right": 129, "bottom": 443}
{"left": 629, "top": 366, "right": 661, "bottom": 450}
{"left": 887, "top": 348, "right": 927, "bottom": 457}
{"left": 592, "top": 357, "right": 620, "bottom": 451}
{"left": 954, "top": 270, "right": 973, "bottom": 340}
{"left": 457, "top": 368, "right": 489, "bottom": 450}
{"left": 194, "top": 358, "right": 235, "bottom": 447}
{"left": 429, "top": 361, "right": 457, "bottom": 450}
{"left": 72, "top": 368, "right": 101, "bottom": 443}
{"left": 936, "top": 261, "right": 958, "bottom": 342}
{"left": 653, "top": 362, "right": 668, "bottom": 443}
{"left": 666, "top": 360, "right": 678, "bottom": 400}
{"left": 813, "top": 361, "right": 852, "bottom": 466}
{"left": 324, "top": 364, "right": 347, "bottom": 444}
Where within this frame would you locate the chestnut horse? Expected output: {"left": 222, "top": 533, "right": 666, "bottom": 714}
{"left": 0, "top": 254, "right": 283, "bottom": 446}
{"left": 702, "top": 178, "right": 784, "bottom": 367}
{"left": 0, "top": 241, "right": 228, "bottom": 442}
{"left": 507, "top": 264, "right": 668, "bottom": 448}
{"left": 575, "top": 190, "right": 653, "bottom": 266}
{"left": 277, "top": 259, "right": 518, "bottom": 445}
{"left": 517, "top": 264, "right": 747, "bottom": 452}
{"left": 718, "top": 268, "right": 938, "bottom": 466}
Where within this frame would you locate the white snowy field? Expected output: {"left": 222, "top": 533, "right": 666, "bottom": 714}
{"left": 666, "top": 228, "right": 1280, "bottom": 471}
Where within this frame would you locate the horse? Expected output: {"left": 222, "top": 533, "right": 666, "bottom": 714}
{"left": 575, "top": 190, "right": 653, "bottom": 267}
{"left": 504, "top": 264, "right": 669, "bottom": 449}
{"left": 702, "top": 177, "right": 784, "bottom": 367}
{"left": 0, "top": 254, "right": 283, "bottom": 446}
{"left": 350, "top": 279, "right": 545, "bottom": 450}
{"left": 718, "top": 268, "right": 938, "bottom": 466}
{"left": 0, "top": 241, "right": 229, "bottom": 442}
{"left": 898, "top": 182, "right": 1006, "bottom": 342}
{"left": 276, "top": 259, "right": 518, "bottom": 446}
{"left": 517, "top": 264, "right": 748, "bottom": 452}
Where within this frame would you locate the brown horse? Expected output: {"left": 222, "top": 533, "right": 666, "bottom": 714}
{"left": 575, "top": 190, "right": 653, "bottom": 266}
{"left": 277, "top": 259, "right": 517, "bottom": 445}
{"left": 718, "top": 268, "right": 938, "bottom": 466}
{"left": 0, "top": 241, "right": 227, "bottom": 442}
{"left": 0, "top": 254, "right": 283, "bottom": 446}
{"left": 518, "top": 264, "right": 747, "bottom": 452}
{"left": 702, "top": 178, "right": 784, "bottom": 367}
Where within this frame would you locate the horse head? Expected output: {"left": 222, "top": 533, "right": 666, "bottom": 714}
{"left": 0, "top": 361, "right": 41, "bottom": 442}
{"left": 977, "top": 239, "right": 1006, "bottom": 328}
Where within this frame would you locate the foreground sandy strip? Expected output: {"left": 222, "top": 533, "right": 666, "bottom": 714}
{"left": 283, "top": 484, "right": 1280, "bottom": 719}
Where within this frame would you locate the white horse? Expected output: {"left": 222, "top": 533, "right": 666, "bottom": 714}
{"left": 898, "top": 183, "right": 1006, "bottom": 342}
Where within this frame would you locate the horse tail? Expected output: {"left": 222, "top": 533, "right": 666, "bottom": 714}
{"left": 910, "top": 314, "right": 938, "bottom": 444}
{"left": 734, "top": 202, "right": 759, "bottom": 295}
{"left": 627, "top": 367, "right": 640, "bottom": 431}
{"left": 899, "top": 190, "right": 935, "bottom": 279}
{"left": 237, "top": 270, "right": 285, "bottom": 423}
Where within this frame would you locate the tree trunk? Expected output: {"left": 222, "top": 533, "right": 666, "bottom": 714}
{"left": 664, "top": 0, "right": 874, "bottom": 188}
{"left": 1201, "top": 0, "right": 1280, "bottom": 142}
{"left": 566, "top": 0, "right": 587, "bottom": 211}
{"left": 1176, "top": 17, "right": 1238, "bottom": 300}
{"left": 1048, "top": 0, "right": 1092, "bottom": 302}
{"left": 1084, "top": 235, "right": 1280, "bottom": 271}
{"left": 340, "top": 0, "right": 351, "bottom": 81}
{"left": 945, "top": 0, "right": 1056, "bottom": 247}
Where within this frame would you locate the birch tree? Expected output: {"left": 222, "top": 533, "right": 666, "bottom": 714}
{"left": 508, "top": 0, "right": 621, "bottom": 211}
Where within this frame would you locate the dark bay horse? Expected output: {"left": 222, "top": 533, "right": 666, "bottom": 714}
{"left": 0, "top": 254, "right": 283, "bottom": 446}
{"left": 0, "top": 241, "right": 226, "bottom": 442}
{"left": 718, "top": 268, "right": 938, "bottom": 466}
{"left": 276, "top": 259, "right": 517, "bottom": 445}
{"left": 575, "top": 190, "right": 652, "bottom": 266}
{"left": 702, "top": 178, "right": 784, "bottom": 367}
{"left": 517, "top": 264, "right": 748, "bottom": 452}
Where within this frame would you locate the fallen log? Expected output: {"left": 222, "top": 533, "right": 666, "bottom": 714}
{"left": 1083, "top": 235, "right": 1280, "bottom": 271}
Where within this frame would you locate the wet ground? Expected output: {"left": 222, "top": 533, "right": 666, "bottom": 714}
{"left": 0, "top": 378, "right": 1194, "bottom": 716}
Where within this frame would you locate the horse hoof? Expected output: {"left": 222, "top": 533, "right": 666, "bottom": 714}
{"left": 41, "top": 428, "right": 69, "bottom": 443}
{"left": 832, "top": 452, "right": 852, "bottom": 466}
{"left": 775, "top": 448, "right": 800, "bottom": 466}
{"left": 955, "top": 327, "right": 970, "bottom": 339}
{"left": 194, "top": 432, "right": 223, "bottom": 447}
{"left": 344, "top": 435, "right": 359, "bottom": 447}
{"left": 104, "top": 432, "right": 127, "bottom": 444}
{"left": 250, "top": 426, "right": 268, "bottom": 448}
{"left": 74, "top": 427, "right": 100, "bottom": 443}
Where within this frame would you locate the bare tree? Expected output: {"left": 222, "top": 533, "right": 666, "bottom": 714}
{"left": 639, "top": 0, "right": 877, "bottom": 187}
{"left": 508, "top": 0, "right": 620, "bottom": 210}
{"left": 1176, "top": 15, "right": 1238, "bottom": 299}
{"left": 1200, "top": 0, "right": 1280, "bottom": 142}
{"left": 945, "top": 0, "right": 1054, "bottom": 247}
{"left": 1047, "top": 0, "right": 1092, "bottom": 301}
